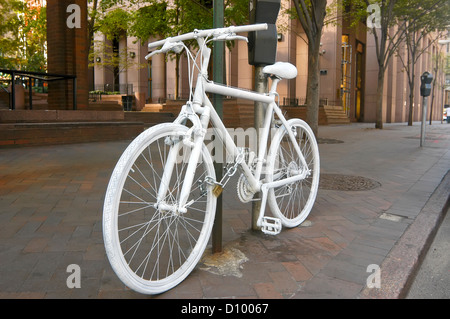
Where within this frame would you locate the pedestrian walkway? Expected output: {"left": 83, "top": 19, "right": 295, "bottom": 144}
{"left": 0, "top": 122, "right": 448, "bottom": 299}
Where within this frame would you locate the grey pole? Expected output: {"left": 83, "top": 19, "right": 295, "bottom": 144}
{"left": 248, "top": 0, "right": 281, "bottom": 231}
{"left": 420, "top": 96, "right": 428, "bottom": 147}
{"left": 252, "top": 66, "right": 268, "bottom": 231}
{"left": 212, "top": 0, "right": 224, "bottom": 253}
{"left": 419, "top": 72, "right": 433, "bottom": 147}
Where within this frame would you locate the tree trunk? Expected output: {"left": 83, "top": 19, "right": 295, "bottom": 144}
{"left": 292, "top": 0, "right": 327, "bottom": 137}
{"left": 306, "top": 39, "right": 321, "bottom": 136}
{"left": 407, "top": 78, "right": 415, "bottom": 126}
{"left": 375, "top": 66, "right": 385, "bottom": 129}
{"left": 407, "top": 62, "right": 415, "bottom": 126}
{"left": 429, "top": 90, "right": 435, "bottom": 125}
{"left": 429, "top": 59, "right": 439, "bottom": 125}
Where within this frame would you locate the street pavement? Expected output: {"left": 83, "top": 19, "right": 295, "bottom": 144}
{"left": 0, "top": 122, "right": 449, "bottom": 299}
{"left": 406, "top": 196, "right": 450, "bottom": 298}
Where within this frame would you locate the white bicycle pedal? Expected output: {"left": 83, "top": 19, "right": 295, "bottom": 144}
{"left": 261, "top": 217, "right": 282, "bottom": 235}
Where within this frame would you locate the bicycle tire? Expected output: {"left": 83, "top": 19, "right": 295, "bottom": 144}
{"left": 103, "top": 123, "right": 216, "bottom": 294}
{"left": 266, "top": 119, "right": 320, "bottom": 227}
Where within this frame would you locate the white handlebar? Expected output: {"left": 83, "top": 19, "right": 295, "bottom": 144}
{"left": 147, "top": 23, "right": 268, "bottom": 50}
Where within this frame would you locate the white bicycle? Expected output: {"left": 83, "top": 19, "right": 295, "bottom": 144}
{"left": 103, "top": 24, "right": 320, "bottom": 295}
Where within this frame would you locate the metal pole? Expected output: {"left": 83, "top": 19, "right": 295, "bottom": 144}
{"left": 252, "top": 66, "right": 268, "bottom": 231}
{"left": 212, "top": 0, "right": 224, "bottom": 254}
{"left": 420, "top": 96, "right": 428, "bottom": 147}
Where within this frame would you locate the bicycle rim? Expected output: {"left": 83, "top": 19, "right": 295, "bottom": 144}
{"left": 103, "top": 123, "right": 216, "bottom": 294}
{"left": 266, "top": 119, "right": 320, "bottom": 227}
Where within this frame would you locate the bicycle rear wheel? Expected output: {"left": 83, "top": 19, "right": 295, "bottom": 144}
{"left": 266, "top": 119, "right": 320, "bottom": 227}
{"left": 103, "top": 123, "right": 216, "bottom": 294}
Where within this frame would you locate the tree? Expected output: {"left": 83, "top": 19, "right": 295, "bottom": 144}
{"left": 291, "top": 0, "right": 328, "bottom": 136}
{"left": 89, "top": 0, "right": 249, "bottom": 98}
{"left": 429, "top": 34, "right": 449, "bottom": 124}
{"left": 120, "top": 0, "right": 248, "bottom": 99}
{"left": 131, "top": 0, "right": 214, "bottom": 99}
{"left": 0, "top": 0, "right": 47, "bottom": 71}
{"left": 352, "top": 0, "right": 448, "bottom": 129}
{"left": 365, "top": 0, "right": 406, "bottom": 129}
{"left": 396, "top": 1, "right": 450, "bottom": 126}
{"left": 97, "top": 7, "right": 131, "bottom": 41}
{"left": 88, "top": 0, "right": 124, "bottom": 40}
{"left": 90, "top": 40, "right": 145, "bottom": 93}
{"left": 0, "top": 0, "right": 22, "bottom": 69}
{"left": 128, "top": 1, "right": 170, "bottom": 41}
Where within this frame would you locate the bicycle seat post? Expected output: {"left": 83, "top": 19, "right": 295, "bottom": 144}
{"left": 269, "top": 76, "right": 281, "bottom": 95}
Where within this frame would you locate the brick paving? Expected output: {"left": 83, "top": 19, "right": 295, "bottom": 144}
{"left": 0, "top": 122, "right": 449, "bottom": 299}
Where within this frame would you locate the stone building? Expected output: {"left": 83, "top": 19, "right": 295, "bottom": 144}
{"left": 91, "top": 0, "right": 446, "bottom": 124}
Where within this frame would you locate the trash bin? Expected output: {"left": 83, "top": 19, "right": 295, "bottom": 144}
{"left": 122, "top": 95, "right": 133, "bottom": 111}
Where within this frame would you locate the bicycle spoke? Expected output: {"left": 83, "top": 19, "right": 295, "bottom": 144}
{"left": 268, "top": 120, "right": 319, "bottom": 227}
{"left": 105, "top": 126, "right": 215, "bottom": 285}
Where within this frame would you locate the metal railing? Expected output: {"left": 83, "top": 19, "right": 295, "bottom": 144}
{"left": 0, "top": 69, "right": 77, "bottom": 110}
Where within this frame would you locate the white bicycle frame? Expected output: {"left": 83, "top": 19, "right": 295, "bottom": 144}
{"left": 149, "top": 24, "right": 310, "bottom": 229}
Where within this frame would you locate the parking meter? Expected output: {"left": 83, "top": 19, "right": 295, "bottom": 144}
{"left": 248, "top": 0, "right": 280, "bottom": 66}
{"left": 420, "top": 72, "right": 433, "bottom": 97}
{"left": 419, "top": 71, "right": 433, "bottom": 147}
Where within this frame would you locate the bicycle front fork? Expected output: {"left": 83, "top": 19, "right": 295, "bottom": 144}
{"left": 156, "top": 106, "right": 211, "bottom": 215}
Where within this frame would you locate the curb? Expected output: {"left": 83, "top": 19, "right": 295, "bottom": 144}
{"left": 358, "top": 170, "right": 450, "bottom": 299}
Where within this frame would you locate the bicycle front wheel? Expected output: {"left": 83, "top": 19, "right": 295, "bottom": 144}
{"left": 103, "top": 123, "right": 216, "bottom": 294}
{"left": 266, "top": 119, "right": 320, "bottom": 228}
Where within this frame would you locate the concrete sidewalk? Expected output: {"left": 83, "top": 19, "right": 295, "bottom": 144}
{"left": 0, "top": 122, "right": 448, "bottom": 299}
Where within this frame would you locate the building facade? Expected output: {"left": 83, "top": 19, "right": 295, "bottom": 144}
{"left": 92, "top": 0, "right": 446, "bottom": 123}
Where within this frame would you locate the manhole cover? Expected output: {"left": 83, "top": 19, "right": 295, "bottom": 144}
{"left": 319, "top": 174, "right": 381, "bottom": 191}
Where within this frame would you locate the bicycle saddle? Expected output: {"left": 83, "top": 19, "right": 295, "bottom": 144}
{"left": 263, "top": 62, "right": 297, "bottom": 80}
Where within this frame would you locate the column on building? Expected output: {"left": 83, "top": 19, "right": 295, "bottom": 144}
{"left": 275, "top": 19, "right": 297, "bottom": 105}
{"left": 385, "top": 29, "right": 399, "bottom": 124}
{"left": 320, "top": 19, "right": 342, "bottom": 108}
{"left": 149, "top": 46, "right": 167, "bottom": 104}
{"left": 47, "top": 0, "right": 89, "bottom": 110}
{"left": 125, "top": 37, "right": 148, "bottom": 110}
{"left": 93, "top": 34, "right": 113, "bottom": 92}
{"left": 394, "top": 43, "right": 408, "bottom": 122}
